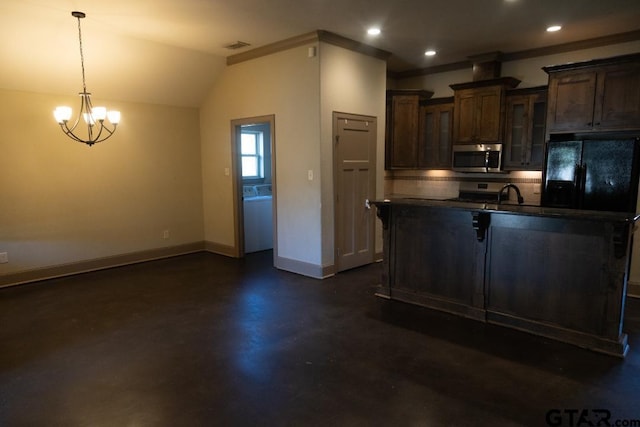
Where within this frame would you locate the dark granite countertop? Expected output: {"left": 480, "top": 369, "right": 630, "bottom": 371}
{"left": 372, "top": 197, "right": 639, "bottom": 223}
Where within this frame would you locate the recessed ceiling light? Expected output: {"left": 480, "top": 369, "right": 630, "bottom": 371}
{"left": 547, "top": 25, "right": 562, "bottom": 32}
{"left": 367, "top": 28, "right": 381, "bottom": 36}
{"left": 425, "top": 50, "right": 437, "bottom": 56}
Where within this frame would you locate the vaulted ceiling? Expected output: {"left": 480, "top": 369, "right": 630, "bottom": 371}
{"left": 1, "top": 0, "right": 639, "bottom": 106}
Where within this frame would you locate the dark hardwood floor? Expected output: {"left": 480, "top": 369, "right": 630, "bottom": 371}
{"left": 1, "top": 251, "right": 639, "bottom": 426}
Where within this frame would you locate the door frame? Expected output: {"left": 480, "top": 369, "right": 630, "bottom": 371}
{"left": 333, "top": 111, "right": 377, "bottom": 272}
{"left": 230, "top": 115, "right": 277, "bottom": 262}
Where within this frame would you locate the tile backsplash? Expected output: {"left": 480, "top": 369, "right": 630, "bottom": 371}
{"left": 384, "top": 170, "right": 542, "bottom": 205}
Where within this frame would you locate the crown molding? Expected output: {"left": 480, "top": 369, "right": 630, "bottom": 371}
{"left": 315, "top": 30, "right": 391, "bottom": 61}
{"left": 227, "top": 30, "right": 391, "bottom": 66}
{"left": 391, "top": 29, "right": 640, "bottom": 80}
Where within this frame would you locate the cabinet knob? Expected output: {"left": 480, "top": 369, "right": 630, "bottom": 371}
{"left": 587, "top": 122, "right": 592, "bottom": 126}
{"left": 594, "top": 122, "right": 600, "bottom": 126}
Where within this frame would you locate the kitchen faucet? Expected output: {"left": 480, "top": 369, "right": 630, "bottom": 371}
{"left": 497, "top": 183, "right": 524, "bottom": 205}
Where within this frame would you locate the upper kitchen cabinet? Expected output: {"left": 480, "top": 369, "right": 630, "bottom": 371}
{"left": 385, "top": 89, "right": 433, "bottom": 169}
{"left": 418, "top": 97, "right": 454, "bottom": 169}
{"left": 450, "top": 77, "right": 521, "bottom": 145}
{"left": 503, "top": 87, "right": 547, "bottom": 170}
{"left": 544, "top": 53, "right": 640, "bottom": 135}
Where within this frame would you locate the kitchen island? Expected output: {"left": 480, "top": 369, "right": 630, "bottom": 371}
{"left": 373, "top": 198, "right": 637, "bottom": 357}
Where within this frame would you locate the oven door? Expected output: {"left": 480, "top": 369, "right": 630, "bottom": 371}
{"left": 452, "top": 144, "right": 503, "bottom": 172}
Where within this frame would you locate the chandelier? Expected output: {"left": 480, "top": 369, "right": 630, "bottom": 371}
{"left": 53, "top": 11, "right": 120, "bottom": 146}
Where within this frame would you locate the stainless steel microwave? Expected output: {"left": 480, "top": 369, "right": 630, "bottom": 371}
{"left": 452, "top": 143, "right": 503, "bottom": 173}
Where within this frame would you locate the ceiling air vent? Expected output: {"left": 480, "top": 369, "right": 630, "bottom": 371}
{"left": 224, "top": 41, "right": 251, "bottom": 50}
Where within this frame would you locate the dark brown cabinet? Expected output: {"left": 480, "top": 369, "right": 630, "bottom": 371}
{"left": 503, "top": 88, "right": 546, "bottom": 170}
{"left": 486, "top": 212, "right": 629, "bottom": 355}
{"left": 381, "top": 203, "right": 486, "bottom": 321}
{"left": 453, "top": 86, "right": 501, "bottom": 144}
{"left": 374, "top": 200, "right": 633, "bottom": 357}
{"left": 418, "top": 98, "right": 454, "bottom": 169}
{"left": 385, "top": 90, "right": 433, "bottom": 169}
{"left": 544, "top": 53, "right": 640, "bottom": 134}
{"left": 450, "top": 78, "right": 520, "bottom": 145}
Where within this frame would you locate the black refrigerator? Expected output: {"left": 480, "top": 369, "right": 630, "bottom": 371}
{"left": 542, "top": 138, "right": 640, "bottom": 212}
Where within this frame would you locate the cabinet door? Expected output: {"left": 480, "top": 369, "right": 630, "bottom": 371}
{"left": 453, "top": 86, "right": 502, "bottom": 144}
{"left": 453, "top": 89, "right": 476, "bottom": 143}
{"left": 419, "top": 103, "right": 453, "bottom": 169}
{"left": 594, "top": 64, "right": 640, "bottom": 130}
{"left": 388, "top": 95, "right": 420, "bottom": 168}
{"left": 503, "top": 95, "right": 528, "bottom": 169}
{"left": 503, "top": 93, "right": 546, "bottom": 170}
{"left": 475, "top": 88, "right": 502, "bottom": 143}
{"left": 528, "top": 97, "right": 547, "bottom": 168}
{"left": 546, "top": 70, "right": 597, "bottom": 132}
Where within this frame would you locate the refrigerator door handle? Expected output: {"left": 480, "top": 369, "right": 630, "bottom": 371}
{"left": 571, "top": 163, "right": 582, "bottom": 204}
{"left": 573, "top": 163, "right": 581, "bottom": 190}
{"left": 579, "top": 163, "right": 588, "bottom": 209}
{"left": 573, "top": 163, "right": 582, "bottom": 209}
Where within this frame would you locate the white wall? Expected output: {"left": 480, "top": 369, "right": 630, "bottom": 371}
{"left": 319, "top": 43, "right": 387, "bottom": 266}
{"left": 199, "top": 41, "right": 387, "bottom": 276}
{"left": 0, "top": 89, "right": 204, "bottom": 280}
{"left": 200, "top": 43, "right": 323, "bottom": 268}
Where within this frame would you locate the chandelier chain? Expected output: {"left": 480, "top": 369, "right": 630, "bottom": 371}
{"left": 76, "top": 15, "right": 87, "bottom": 94}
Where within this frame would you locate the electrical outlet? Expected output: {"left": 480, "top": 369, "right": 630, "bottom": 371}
{"left": 0, "top": 252, "right": 8, "bottom": 264}
{"left": 163, "top": 230, "right": 170, "bottom": 239}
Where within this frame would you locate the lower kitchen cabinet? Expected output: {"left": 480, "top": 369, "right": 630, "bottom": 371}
{"left": 374, "top": 199, "right": 633, "bottom": 357}
{"left": 486, "top": 213, "right": 628, "bottom": 354}
{"left": 388, "top": 204, "right": 485, "bottom": 320}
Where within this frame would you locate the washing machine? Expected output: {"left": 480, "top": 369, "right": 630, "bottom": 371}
{"left": 243, "top": 185, "right": 273, "bottom": 253}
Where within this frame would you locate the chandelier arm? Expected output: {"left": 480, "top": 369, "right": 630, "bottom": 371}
{"left": 94, "top": 122, "right": 118, "bottom": 142}
{"left": 84, "top": 92, "right": 94, "bottom": 142}
{"left": 65, "top": 91, "right": 88, "bottom": 135}
{"left": 66, "top": 121, "right": 118, "bottom": 144}
{"left": 65, "top": 117, "right": 81, "bottom": 134}
{"left": 59, "top": 124, "right": 89, "bottom": 144}
{"left": 91, "top": 123, "right": 104, "bottom": 142}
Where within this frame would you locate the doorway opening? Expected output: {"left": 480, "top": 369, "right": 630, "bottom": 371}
{"left": 231, "top": 115, "right": 276, "bottom": 262}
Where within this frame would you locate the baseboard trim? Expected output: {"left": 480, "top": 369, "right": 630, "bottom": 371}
{"left": 204, "top": 241, "right": 238, "bottom": 258}
{"left": 0, "top": 242, "right": 205, "bottom": 289}
{"left": 275, "top": 255, "right": 330, "bottom": 279}
{"left": 628, "top": 280, "right": 640, "bottom": 298}
{"left": 1, "top": 244, "right": 376, "bottom": 287}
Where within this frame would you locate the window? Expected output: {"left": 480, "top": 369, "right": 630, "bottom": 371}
{"left": 241, "top": 131, "right": 264, "bottom": 179}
